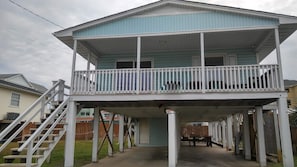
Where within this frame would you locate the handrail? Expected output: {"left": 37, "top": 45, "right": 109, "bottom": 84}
{"left": 0, "top": 81, "right": 60, "bottom": 141}
{"left": 18, "top": 97, "right": 69, "bottom": 152}
{"left": 0, "top": 79, "right": 70, "bottom": 153}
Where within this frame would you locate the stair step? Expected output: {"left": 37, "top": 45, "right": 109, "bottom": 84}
{"left": 18, "top": 140, "right": 54, "bottom": 144}
{"left": 0, "top": 163, "right": 38, "bottom": 167}
{"left": 30, "top": 127, "right": 64, "bottom": 131}
{"left": 4, "top": 154, "right": 43, "bottom": 159}
{"left": 23, "top": 133, "right": 59, "bottom": 138}
{"left": 11, "top": 147, "right": 49, "bottom": 152}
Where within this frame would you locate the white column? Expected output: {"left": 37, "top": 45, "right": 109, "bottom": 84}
{"left": 70, "top": 40, "right": 77, "bottom": 94}
{"left": 166, "top": 109, "right": 177, "bottom": 167}
{"left": 278, "top": 97, "right": 294, "bottom": 167}
{"left": 256, "top": 106, "right": 266, "bottom": 167}
{"left": 274, "top": 28, "right": 284, "bottom": 90}
{"left": 227, "top": 115, "right": 233, "bottom": 151}
{"left": 118, "top": 115, "right": 124, "bottom": 153}
{"left": 200, "top": 33, "right": 205, "bottom": 93}
{"left": 64, "top": 100, "right": 77, "bottom": 167}
{"left": 208, "top": 122, "right": 212, "bottom": 137}
{"left": 92, "top": 107, "right": 99, "bottom": 162}
{"left": 136, "top": 37, "right": 141, "bottom": 94}
{"left": 87, "top": 51, "right": 91, "bottom": 71}
{"left": 128, "top": 117, "right": 132, "bottom": 148}
{"left": 134, "top": 121, "right": 138, "bottom": 146}
{"left": 218, "top": 123, "right": 222, "bottom": 143}
{"left": 222, "top": 121, "right": 227, "bottom": 148}
{"left": 214, "top": 122, "right": 218, "bottom": 142}
{"left": 108, "top": 113, "right": 114, "bottom": 157}
{"left": 273, "top": 109, "right": 282, "bottom": 162}
{"left": 234, "top": 114, "right": 240, "bottom": 155}
{"left": 243, "top": 111, "right": 251, "bottom": 160}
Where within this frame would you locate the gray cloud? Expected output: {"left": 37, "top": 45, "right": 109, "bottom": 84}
{"left": 0, "top": 0, "right": 296, "bottom": 88}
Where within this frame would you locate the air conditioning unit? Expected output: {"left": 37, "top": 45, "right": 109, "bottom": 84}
{"left": 6, "top": 112, "right": 20, "bottom": 120}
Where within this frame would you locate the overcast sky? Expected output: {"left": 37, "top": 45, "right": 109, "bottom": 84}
{"left": 0, "top": 0, "right": 297, "bottom": 88}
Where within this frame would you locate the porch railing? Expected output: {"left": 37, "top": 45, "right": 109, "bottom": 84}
{"left": 72, "top": 64, "right": 281, "bottom": 95}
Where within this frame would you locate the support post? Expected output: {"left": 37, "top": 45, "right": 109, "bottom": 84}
{"left": 64, "top": 100, "right": 77, "bottom": 167}
{"left": 256, "top": 106, "right": 267, "bottom": 167}
{"left": 222, "top": 121, "right": 227, "bottom": 148}
{"left": 108, "top": 112, "right": 114, "bottom": 157}
{"left": 278, "top": 97, "right": 294, "bottom": 167}
{"left": 166, "top": 109, "right": 177, "bottom": 167}
{"left": 70, "top": 40, "right": 77, "bottom": 94}
{"left": 119, "top": 115, "right": 124, "bottom": 152}
{"left": 234, "top": 114, "right": 240, "bottom": 155}
{"left": 136, "top": 37, "right": 141, "bottom": 94}
{"left": 227, "top": 115, "right": 233, "bottom": 151}
{"left": 208, "top": 122, "right": 212, "bottom": 137}
{"left": 200, "top": 33, "right": 205, "bottom": 93}
{"left": 128, "top": 117, "right": 132, "bottom": 148}
{"left": 92, "top": 107, "right": 99, "bottom": 162}
{"left": 243, "top": 111, "right": 251, "bottom": 160}
{"left": 273, "top": 109, "right": 282, "bottom": 162}
{"left": 274, "top": 28, "right": 284, "bottom": 90}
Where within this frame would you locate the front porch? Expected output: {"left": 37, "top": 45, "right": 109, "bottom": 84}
{"left": 73, "top": 64, "right": 281, "bottom": 95}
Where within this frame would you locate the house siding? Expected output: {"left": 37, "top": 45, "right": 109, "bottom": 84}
{"left": 97, "top": 49, "right": 257, "bottom": 69}
{"left": 74, "top": 11, "right": 278, "bottom": 38}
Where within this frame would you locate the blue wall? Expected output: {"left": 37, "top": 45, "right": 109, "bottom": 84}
{"left": 97, "top": 49, "right": 257, "bottom": 69}
{"left": 149, "top": 118, "right": 168, "bottom": 146}
{"left": 74, "top": 11, "right": 278, "bottom": 38}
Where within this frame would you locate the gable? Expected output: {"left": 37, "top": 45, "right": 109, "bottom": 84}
{"left": 5, "top": 74, "right": 32, "bottom": 88}
{"left": 74, "top": 5, "right": 279, "bottom": 39}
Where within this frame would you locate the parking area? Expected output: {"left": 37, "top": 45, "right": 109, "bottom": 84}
{"left": 83, "top": 143, "right": 260, "bottom": 167}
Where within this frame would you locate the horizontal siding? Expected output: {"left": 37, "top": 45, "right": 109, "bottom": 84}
{"left": 149, "top": 118, "right": 168, "bottom": 146}
{"left": 97, "top": 49, "right": 257, "bottom": 69}
{"left": 75, "top": 11, "right": 278, "bottom": 38}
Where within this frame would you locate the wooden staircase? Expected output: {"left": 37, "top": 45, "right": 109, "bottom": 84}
{"left": 0, "top": 80, "right": 70, "bottom": 167}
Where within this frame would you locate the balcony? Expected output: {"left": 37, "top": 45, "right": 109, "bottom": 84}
{"left": 72, "top": 64, "right": 281, "bottom": 95}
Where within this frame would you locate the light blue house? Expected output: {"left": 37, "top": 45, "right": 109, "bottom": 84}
{"left": 1, "top": 0, "right": 297, "bottom": 167}
{"left": 53, "top": 0, "right": 297, "bottom": 166}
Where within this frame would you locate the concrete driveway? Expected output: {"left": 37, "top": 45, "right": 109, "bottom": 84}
{"left": 83, "top": 144, "right": 260, "bottom": 167}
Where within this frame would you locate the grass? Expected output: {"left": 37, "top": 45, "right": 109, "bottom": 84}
{"left": 0, "top": 140, "right": 121, "bottom": 167}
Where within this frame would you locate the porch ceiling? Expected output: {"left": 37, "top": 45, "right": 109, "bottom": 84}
{"left": 79, "top": 98, "right": 276, "bottom": 122}
{"left": 85, "top": 29, "right": 270, "bottom": 55}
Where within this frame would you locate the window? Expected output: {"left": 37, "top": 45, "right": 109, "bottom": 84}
{"left": 10, "top": 92, "right": 20, "bottom": 107}
{"left": 205, "top": 57, "right": 224, "bottom": 66}
{"left": 116, "top": 60, "right": 152, "bottom": 69}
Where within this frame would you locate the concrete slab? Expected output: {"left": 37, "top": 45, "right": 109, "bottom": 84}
{"left": 83, "top": 144, "right": 260, "bottom": 167}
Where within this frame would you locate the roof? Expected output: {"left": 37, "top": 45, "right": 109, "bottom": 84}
{"left": 0, "top": 74, "right": 47, "bottom": 95}
{"left": 284, "top": 80, "right": 297, "bottom": 89}
{"left": 54, "top": 0, "right": 297, "bottom": 37}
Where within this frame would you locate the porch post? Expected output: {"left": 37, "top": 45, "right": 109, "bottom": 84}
{"left": 136, "top": 37, "right": 141, "bottom": 94}
{"left": 166, "top": 109, "right": 177, "bottom": 167}
{"left": 255, "top": 106, "right": 266, "bottom": 167}
{"left": 92, "top": 107, "right": 99, "bottom": 162}
{"left": 274, "top": 28, "right": 284, "bottom": 90}
{"left": 64, "top": 100, "right": 77, "bottom": 167}
{"left": 208, "top": 122, "right": 212, "bottom": 137}
{"left": 135, "top": 120, "right": 139, "bottom": 146}
{"left": 278, "top": 97, "right": 294, "bottom": 167}
{"left": 128, "top": 117, "right": 132, "bottom": 148}
{"left": 234, "top": 114, "right": 240, "bottom": 155}
{"left": 70, "top": 40, "right": 77, "bottom": 93}
{"left": 243, "top": 111, "right": 251, "bottom": 160}
{"left": 221, "top": 121, "right": 227, "bottom": 148}
{"left": 118, "top": 115, "right": 124, "bottom": 152}
{"left": 226, "top": 115, "right": 233, "bottom": 151}
{"left": 200, "top": 33, "right": 205, "bottom": 93}
{"left": 273, "top": 109, "right": 282, "bottom": 162}
{"left": 108, "top": 112, "right": 114, "bottom": 157}
{"left": 87, "top": 51, "right": 91, "bottom": 71}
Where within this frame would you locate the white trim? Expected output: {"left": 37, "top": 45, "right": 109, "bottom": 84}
{"left": 71, "top": 92, "right": 287, "bottom": 102}
{"left": 73, "top": 26, "right": 277, "bottom": 40}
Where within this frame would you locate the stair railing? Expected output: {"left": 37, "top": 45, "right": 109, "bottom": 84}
{"left": 18, "top": 97, "right": 69, "bottom": 166}
{"left": 0, "top": 79, "right": 68, "bottom": 153}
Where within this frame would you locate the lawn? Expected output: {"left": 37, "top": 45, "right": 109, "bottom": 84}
{"left": 0, "top": 140, "right": 121, "bottom": 167}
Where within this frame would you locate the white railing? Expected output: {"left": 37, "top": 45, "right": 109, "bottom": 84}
{"left": 72, "top": 64, "right": 281, "bottom": 95}
{"left": 0, "top": 79, "right": 69, "bottom": 153}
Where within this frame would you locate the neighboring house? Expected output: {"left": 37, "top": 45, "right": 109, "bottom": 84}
{"left": 53, "top": 0, "right": 297, "bottom": 166}
{"left": 285, "top": 80, "right": 297, "bottom": 110}
{"left": 0, "top": 74, "right": 47, "bottom": 122}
